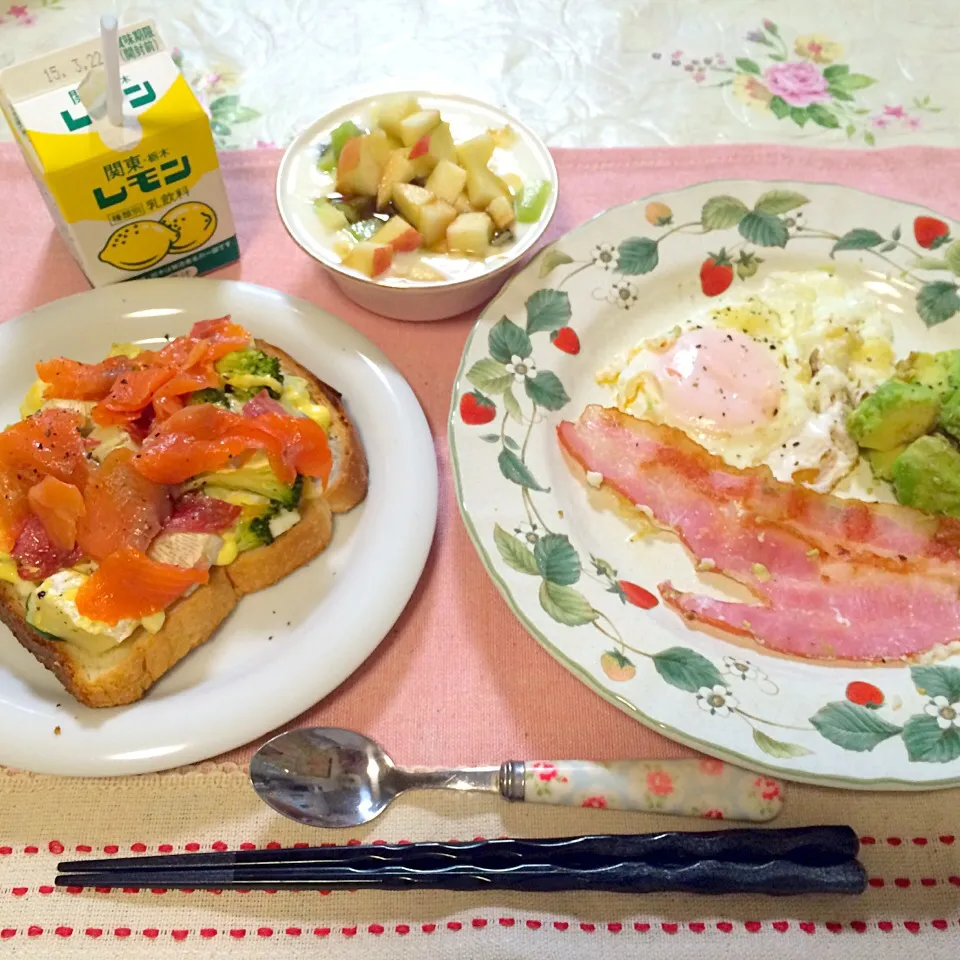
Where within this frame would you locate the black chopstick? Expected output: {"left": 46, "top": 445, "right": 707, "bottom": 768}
{"left": 55, "top": 859, "right": 865, "bottom": 896}
{"left": 56, "top": 827, "right": 865, "bottom": 896}
{"left": 59, "top": 826, "right": 858, "bottom": 873}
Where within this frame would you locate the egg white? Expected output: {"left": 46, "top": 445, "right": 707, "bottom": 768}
{"left": 597, "top": 271, "right": 895, "bottom": 491}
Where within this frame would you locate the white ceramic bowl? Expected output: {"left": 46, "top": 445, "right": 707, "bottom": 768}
{"left": 276, "top": 91, "right": 557, "bottom": 321}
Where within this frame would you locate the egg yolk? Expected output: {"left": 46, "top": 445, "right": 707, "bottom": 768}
{"left": 654, "top": 328, "right": 781, "bottom": 434}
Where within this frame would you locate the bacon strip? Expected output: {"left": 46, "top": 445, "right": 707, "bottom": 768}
{"left": 558, "top": 406, "right": 960, "bottom": 662}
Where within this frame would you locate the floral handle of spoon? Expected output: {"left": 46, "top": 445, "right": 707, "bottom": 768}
{"left": 498, "top": 759, "right": 783, "bottom": 822}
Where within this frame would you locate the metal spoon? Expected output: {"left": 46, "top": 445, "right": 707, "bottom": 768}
{"left": 250, "top": 727, "right": 782, "bottom": 828}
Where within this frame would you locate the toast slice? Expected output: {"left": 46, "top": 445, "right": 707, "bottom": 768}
{"left": 0, "top": 568, "right": 238, "bottom": 708}
{"left": 1, "top": 340, "right": 368, "bottom": 708}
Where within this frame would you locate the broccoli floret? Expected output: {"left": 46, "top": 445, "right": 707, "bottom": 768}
{"left": 248, "top": 512, "right": 276, "bottom": 546}
{"left": 216, "top": 349, "right": 284, "bottom": 400}
{"left": 216, "top": 349, "right": 283, "bottom": 382}
{"left": 188, "top": 387, "right": 230, "bottom": 408}
{"left": 288, "top": 475, "right": 304, "bottom": 510}
{"left": 192, "top": 455, "right": 301, "bottom": 508}
{"left": 234, "top": 505, "right": 280, "bottom": 552}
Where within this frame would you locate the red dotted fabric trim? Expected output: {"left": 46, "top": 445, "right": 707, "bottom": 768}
{"left": 0, "top": 920, "right": 955, "bottom": 939}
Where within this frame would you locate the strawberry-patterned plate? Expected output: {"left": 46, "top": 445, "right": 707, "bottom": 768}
{"left": 450, "top": 179, "right": 960, "bottom": 789}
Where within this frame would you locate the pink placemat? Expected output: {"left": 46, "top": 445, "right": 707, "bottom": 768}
{"left": 3, "top": 143, "right": 960, "bottom": 769}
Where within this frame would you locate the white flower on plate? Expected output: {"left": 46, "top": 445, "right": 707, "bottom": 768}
{"left": 514, "top": 521, "right": 540, "bottom": 545}
{"left": 505, "top": 355, "right": 537, "bottom": 382}
{"left": 721, "top": 655, "right": 759, "bottom": 682}
{"left": 696, "top": 685, "right": 738, "bottom": 718}
{"left": 718, "top": 655, "right": 778, "bottom": 693}
{"left": 924, "top": 695, "right": 960, "bottom": 730}
{"left": 591, "top": 243, "right": 617, "bottom": 271}
{"left": 607, "top": 280, "right": 639, "bottom": 310}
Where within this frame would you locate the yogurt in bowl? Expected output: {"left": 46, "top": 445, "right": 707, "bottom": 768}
{"left": 276, "top": 92, "right": 557, "bottom": 321}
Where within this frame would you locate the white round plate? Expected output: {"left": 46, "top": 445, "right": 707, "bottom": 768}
{"left": 0, "top": 279, "right": 437, "bottom": 776}
{"left": 451, "top": 179, "right": 960, "bottom": 790}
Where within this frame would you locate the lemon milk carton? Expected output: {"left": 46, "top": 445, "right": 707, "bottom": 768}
{"left": 0, "top": 20, "right": 238, "bottom": 285}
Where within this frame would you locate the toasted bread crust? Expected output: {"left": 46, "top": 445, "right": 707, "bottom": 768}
{"left": 256, "top": 339, "right": 368, "bottom": 513}
{"left": 0, "top": 568, "right": 237, "bottom": 708}
{"left": 226, "top": 496, "right": 333, "bottom": 598}
{"left": 2, "top": 339, "right": 368, "bottom": 707}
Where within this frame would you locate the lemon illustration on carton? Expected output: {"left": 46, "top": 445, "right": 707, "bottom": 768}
{"left": 161, "top": 201, "right": 218, "bottom": 253}
{"left": 99, "top": 220, "right": 179, "bottom": 271}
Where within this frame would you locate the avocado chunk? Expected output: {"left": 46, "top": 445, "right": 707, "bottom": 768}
{"left": 25, "top": 585, "right": 121, "bottom": 654}
{"left": 865, "top": 445, "right": 907, "bottom": 483}
{"left": 939, "top": 389, "right": 960, "bottom": 442}
{"left": 192, "top": 454, "right": 303, "bottom": 509}
{"left": 895, "top": 349, "right": 960, "bottom": 401}
{"left": 847, "top": 379, "right": 940, "bottom": 451}
{"left": 892, "top": 435, "right": 960, "bottom": 517}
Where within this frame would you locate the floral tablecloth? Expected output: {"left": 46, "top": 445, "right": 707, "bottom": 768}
{"left": 0, "top": 0, "right": 956, "bottom": 151}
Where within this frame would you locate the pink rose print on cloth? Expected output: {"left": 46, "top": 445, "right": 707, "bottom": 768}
{"left": 654, "top": 20, "right": 941, "bottom": 148}
{"left": 702, "top": 809, "right": 725, "bottom": 820}
{"left": 698, "top": 758, "right": 725, "bottom": 776}
{"left": 763, "top": 61, "right": 830, "bottom": 107}
{"left": 646, "top": 770, "right": 674, "bottom": 796}
{"left": 581, "top": 796, "right": 607, "bottom": 809}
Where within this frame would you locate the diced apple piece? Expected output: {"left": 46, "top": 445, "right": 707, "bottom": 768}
{"left": 376, "top": 148, "right": 415, "bottom": 209}
{"left": 336, "top": 135, "right": 386, "bottom": 197}
{"left": 410, "top": 122, "right": 457, "bottom": 177}
{"left": 417, "top": 200, "right": 458, "bottom": 246}
{"left": 425, "top": 122, "right": 456, "bottom": 163}
{"left": 366, "top": 129, "right": 394, "bottom": 166}
{"left": 487, "top": 124, "right": 516, "bottom": 149}
{"left": 453, "top": 191, "right": 473, "bottom": 214}
{"left": 447, "top": 211, "right": 493, "bottom": 256}
{"left": 375, "top": 95, "right": 420, "bottom": 140}
{"left": 456, "top": 133, "right": 494, "bottom": 170}
{"left": 466, "top": 166, "right": 510, "bottom": 210}
{"left": 502, "top": 172, "right": 523, "bottom": 198}
{"left": 313, "top": 198, "right": 349, "bottom": 232}
{"left": 333, "top": 238, "right": 355, "bottom": 259}
{"left": 424, "top": 159, "right": 468, "bottom": 204}
{"left": 399, "top": 109, "right": 441, "bottom": 147}
{"left": 342, "top": 241, "right": 393, "bottom": 278}
{"left": 407, "top": 262, "right": 447, "bottom": 283}
{"left": 370, "top": 216, "right": 422, "bottom": 253}
{"left": 487, "top": 194, "right": 516, "bottom": 231}
{"left": 391, "top": 182, "right": 435, "bottom": 229}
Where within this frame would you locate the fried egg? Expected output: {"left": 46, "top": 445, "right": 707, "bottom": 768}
{"left": 597, "top": 271, "right": 895, "bottom": 491}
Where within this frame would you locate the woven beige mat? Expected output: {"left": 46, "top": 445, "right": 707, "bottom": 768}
{"left": 0, "top": 764, "right": 957, "bottom": 958}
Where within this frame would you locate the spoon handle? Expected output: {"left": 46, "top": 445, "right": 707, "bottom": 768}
{"left": 513, "top": 759, "right": 782, "bottom": 822}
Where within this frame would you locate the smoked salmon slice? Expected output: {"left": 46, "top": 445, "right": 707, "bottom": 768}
{"left": 74, "top": 546, "right": 208, "bottom": 624}
{"left": 27, "top": 476, "right": 86, "bottom": 551}
{"left": 0, "top": 409, "right": 90, "bottom": 551}
{"left": 188, "top": 316, "right": 251, "bottom": 360}
{"left": 76, "top": 448, "right": 171, "bottom": 562}
{"left": 36, "top": 355, "right": 135, "bottom": 401}
{"left": 133, "top": 403, "right": 331, "bottom": 485}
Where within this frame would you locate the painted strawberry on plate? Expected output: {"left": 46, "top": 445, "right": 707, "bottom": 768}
{"left": 914, "top": 216, "right": 951, "bottom": 250}
{"left": 459, "top": 391, "right": 496, "bottom": 425}
{"left": 700, "top": 251, "right": 734, "bottom": 297}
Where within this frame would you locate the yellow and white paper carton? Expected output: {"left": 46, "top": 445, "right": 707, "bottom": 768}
{"left": 0, "top": 20, "right": 239, "bottom": 286}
